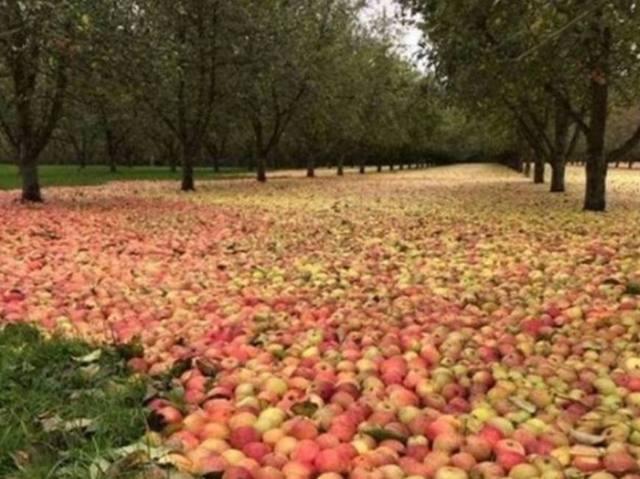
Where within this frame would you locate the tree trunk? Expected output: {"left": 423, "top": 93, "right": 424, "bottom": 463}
{"left": 550, "top": 101, "right": 569, "bottom": 193}
{"left": 583, "top": 80, "right": 608, "bottom": 211}
{"left": 106, "top": 129, "right": 118, "bottom": 173}
{"left": 257, "top": 155, "right": 267, "bottom": 182}
{"left": 306, "top": 157, "right": 315, "bottom": 178}
{"left": 550, "top": 163, "right": 566, "bottom": 193}
{"left": 583, "top": 22, "right": 610, "bottom": 212}
{"left": 512, "top": 152, "right": 524, "bottom": 173}
{"left": 584, "top": 151, "right": 607, "bottom": 211}
{"left": 337, "top": 154, "right": 344, "bottom": 176}
{"left": 359, "top": 161, "right": 365, "bottom": 174}
{"left": 78, "top": 152, "right": 86, "bottom": 169}
{"left": 376, "top": 162, "right": 382, "bottom": 173}
{"left": 212, "top": 136, "right": 225, "bottom": 173}
{"left": 20, "top": 150, "right": 42, "bottom": 202}
{"left": 74, "top": 134, "right": 88, "bottom": 169}
{"left": 533, "top": 156, "right": 545, "bottom": 183}
{"left": 523, "top": 157, "right": 531, "bottom": 177}
{"left": 181, "top": 145, "right": 195, "bottom": 191}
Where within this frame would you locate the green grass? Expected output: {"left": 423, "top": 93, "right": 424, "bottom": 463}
{"left": 0, "top": 323, "right": 148, "bottom": 479}
{"left": 0, "top": 164, "right": 247, "bottom": 190}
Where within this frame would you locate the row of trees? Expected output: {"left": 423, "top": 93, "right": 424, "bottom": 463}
{"left": 403, "top": 0, "right": 640, "bottom": 211}
{"left": 0, "top": 0, "right": 438, "bottom": 202}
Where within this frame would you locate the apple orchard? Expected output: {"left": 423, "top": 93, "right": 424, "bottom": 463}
{"left": 2, "top": 165, "right": 640, "bottom": 478}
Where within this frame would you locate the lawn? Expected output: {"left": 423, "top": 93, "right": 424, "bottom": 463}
{"left": 1, "top": 164, "right": 640, "bottom": 478}
{"left": 0, "top": 164, "right": 247, "bottom": 190}
{"left": 0, "top": 324, "right": 148, "bottom": 479}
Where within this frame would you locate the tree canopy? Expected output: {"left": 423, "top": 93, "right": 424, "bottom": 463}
{"left": 0, "top": 0, "right": 440, "bottom": 201}
{"left": 402, "top": 0, "right": 640, "bottom": 210}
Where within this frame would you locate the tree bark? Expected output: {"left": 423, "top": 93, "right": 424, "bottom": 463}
{"left": 584, "top": 77, "right": 608, "bottom": 211}
{"left": 19, "top": 150, "right": 42, "bottom": 202}
{"left": 257, "top": 155, "right": 267, "bottom": 182}
{"left": 514, "top": 154, "right": 524, "bottom": 173}
{"left": 181, "top": 145, "right": 195, "bottom": 191}
{"left": 583, "top": 21, "right": 610, "bottom": 212}
{"left": 105, "top": 127, "right": 119, "bottom": 173}
{"left": 306, "top": 157, "right": 315, "bottom": 178}
{"left": 211, "top": 136, "right": 225, "bottom": 173}
{"left": 80, "top": 133, "right": 89, "bottom": 169}
{"left": 550, "top": 101, "right": 569, "bottom": 193}
{"left": 9, "top": 16, "right": 69, "bottom": 203}
{"left": 550, "top": 164, "right": 566, "bottom": 193}
{"left": 533, "top": 156, "right": 545, "bottom": 184}
{"left": 70, "top": 133, "right": 88, "bottom": 169}
{"left": 337, "top": 154, "right": 344, "bottom": 176}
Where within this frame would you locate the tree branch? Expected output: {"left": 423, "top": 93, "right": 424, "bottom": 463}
{"left": 544, "top": 83, "right": 590, "bottom": 134}
{"left": 607, "top": 122, "right": 640, "bottom": 163}
{"left": 520, "top": 101, "right": 553, "bottom": 156}
{"left": 0, "top": 109, "right": 17, "bottom": 147}
{"left": 565, "top": 121, "right": 582, "bottom": 159}
{"left": 33, "top": 52, "right": 69, "bottom": 158}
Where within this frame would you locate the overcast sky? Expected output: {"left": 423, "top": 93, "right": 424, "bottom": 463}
{"left": 362, "top": 0, "right": 424, "bottom": 66}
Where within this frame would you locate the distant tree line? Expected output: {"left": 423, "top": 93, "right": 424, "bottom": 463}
{"left": 0, "top": 0, "right": 445, "bottom": 202}
{"left": 403, "top": 0, "right": 640, "bottom": 211}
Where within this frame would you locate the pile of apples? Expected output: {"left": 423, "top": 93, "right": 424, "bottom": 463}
{"left": 2, "top": 168, "right": 640, "bottom": 478}
{"left": 140, "top": 292, "right": 640, "bottom": 479}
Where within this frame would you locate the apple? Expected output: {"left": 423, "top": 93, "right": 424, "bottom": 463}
{"left": 434, "top": 466, "right": 469, "bottom": 479}
{"left": 314, "top": 448, "right": 349, "bottom": 474}
{"left": 508, "top": 464, "right": 538, "bottom": 479}
{"left": 229, "top": 426, "right": 261, "bottom": 449}
{"left": 291, "top": 439, "right": 321, "bottom": 463}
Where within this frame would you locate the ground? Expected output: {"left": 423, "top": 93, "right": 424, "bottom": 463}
{"left": 1, "top": 164, "right": 640, "bottom": 478}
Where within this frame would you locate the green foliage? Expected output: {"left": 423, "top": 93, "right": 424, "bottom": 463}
{"left": 626, "top": 282, "right": 640, "bottom": 296}
{"left": 0, "top": 1, "right": 442, "bottom": 177}
{"left": 0, "top": 324, "right": 147, "bottom": 478}
{"left": 402, "top": 0, "right": 640, "bottom": 208}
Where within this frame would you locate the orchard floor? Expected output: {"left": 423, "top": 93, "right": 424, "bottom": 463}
{"left": 2, "top": 164, "right": 640, "bottom": 478}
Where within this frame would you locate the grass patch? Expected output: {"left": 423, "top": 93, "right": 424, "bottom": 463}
{"left": 0, "top": 164, "right": 247, "bottom": 190}
{"left": 0, "top": 323, "right": 148, "bottom": 479}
